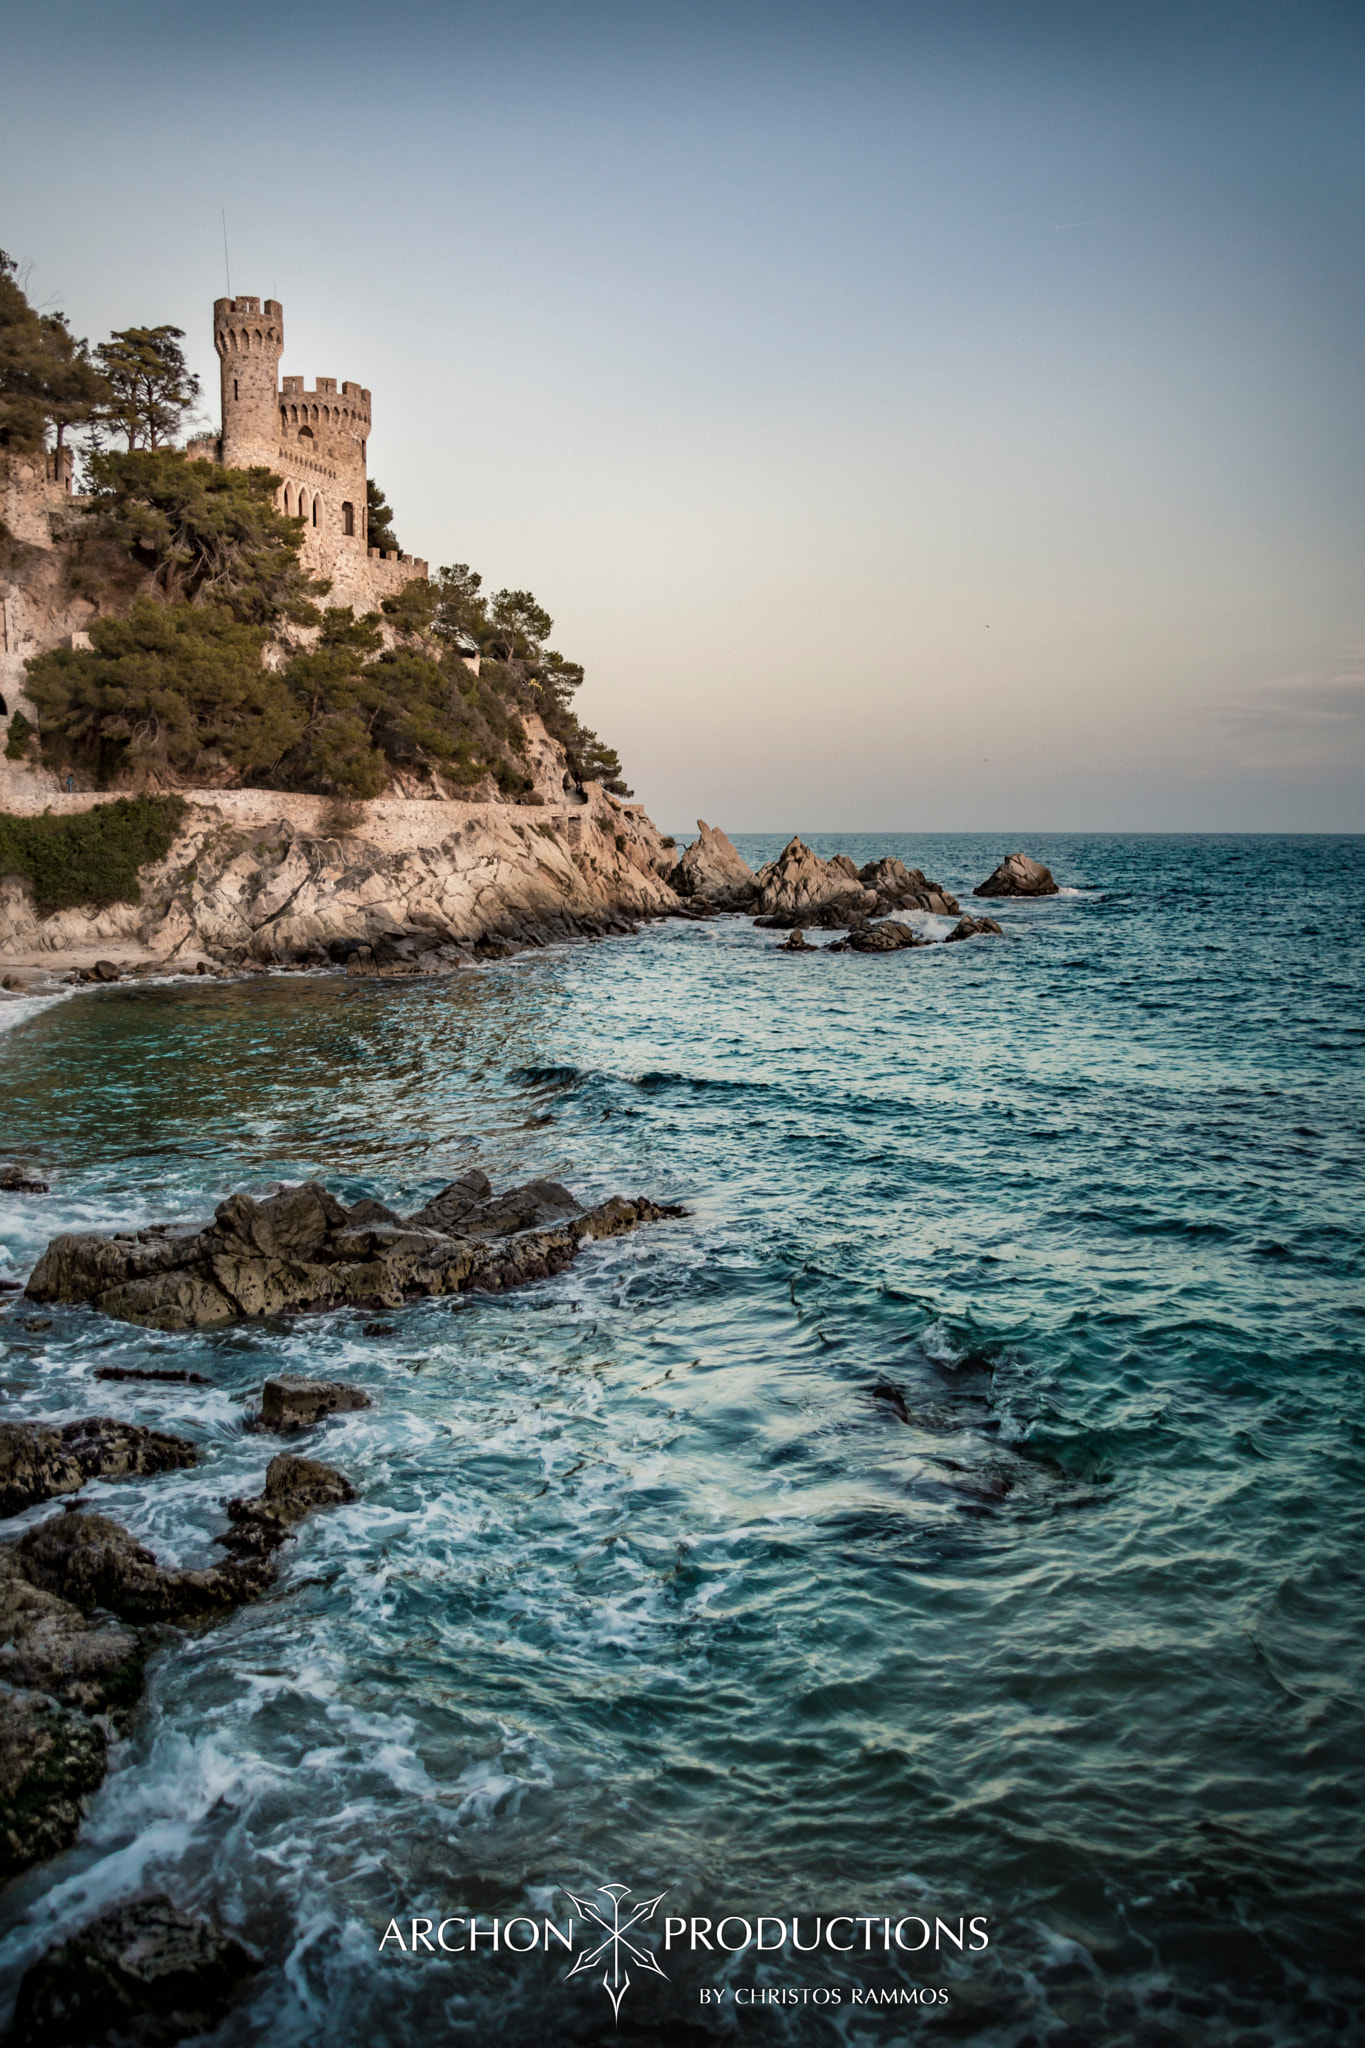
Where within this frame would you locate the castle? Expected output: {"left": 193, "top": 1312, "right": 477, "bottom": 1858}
{"left": 185, "top": 296, "right": 428, "bottom": 607}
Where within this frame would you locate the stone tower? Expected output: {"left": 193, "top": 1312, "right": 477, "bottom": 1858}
{"left": 213, "top": 297, "right": 284, "bottom": 471}
{"left": 186, "top": 293, "right": 426, "bottom": 606}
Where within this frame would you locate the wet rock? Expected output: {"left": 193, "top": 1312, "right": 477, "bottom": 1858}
{"left": 0, "top": 1688, "right": 107, "bottom": 1881}
{"left": 217, "top": 1453, "right": 355, "bottom": 1557}
{"left": 829, "top": 919, "right": 924, "bottom": 954}
{"left": 93, "top": 1365, "right": 212, "bottom": 1386}
{"left": 668, "top": 820, "right": 758, "bottom": 909}
{"left": 10, "top": 1893, "right": 259, "bottom": 2048}
{"left": 779, "top": 929, "right": 817, "bottom": 952}
{"left": 90, "top": 960, "right": 121, "bottom": 982}
{"left": 752, "top": 837, "right": 875, "bottom": 927}
{"left": 945, "top": 914, "right": 1004, "bottom": 942}
{"left": 26, "top": 1176, "right": 682, "bottom": 1331}
{"left": 22, "top": 1318, "right": 53, "bottom": 1332}
{"left": 973, "top": 851, "right": 1058, "bottom": 897}
{"left": 0, "top": 1417, "right": 198, "bottom": 1519}
{"left": 17, "top": 1509, "right": 274, "bottom": 1624}
{"left": 0, "top": 1163, "right": 50, "bottom": 1194}
{"left": 404, "top": 1170, "right": 491, "bottom": 1232}
{"left": 255, "top": 1377, "right": 372, "bottom": 1433}
{"left": 0, "top": 1550, "right": 143, "bottom": 1719}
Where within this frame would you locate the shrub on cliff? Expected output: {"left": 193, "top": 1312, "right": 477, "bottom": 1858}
{"left": 0, "top": 796, "right": 185, "bottom": 912}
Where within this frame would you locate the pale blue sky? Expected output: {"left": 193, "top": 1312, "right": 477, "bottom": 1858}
{"left": 5, "top": 0, "right": 1363, "bottom": 829}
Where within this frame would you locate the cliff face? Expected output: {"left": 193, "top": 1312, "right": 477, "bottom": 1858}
{"left": 0, "top": 778, "right": 680, "bottom": 971}
{"left": 1, "top": 456, "right": 687, "bottom": 970}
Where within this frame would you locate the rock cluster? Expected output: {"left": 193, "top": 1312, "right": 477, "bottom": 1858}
{"left": 26, "top": 1174, "right": 682, "bottom": 1331}
{"left": 10, "top": 1893, "right": 259, "bottom": 2048}
{"left": 16, "top": 1509, "right": 274, "bottom": 1625}
{"left": 0, "top": 1417, "right": 198, "bottom": 1519}
{"left": 1, "top": 1162, "right": 49, "bottom": 1192}
{"left": 750, "top": 839, "right": 960, "bottom": 929}
{"left": 827, "top": 920, "right": 927, "bottom": 953}
{"left": 218, "top": 1453, "right": 356, "bottom": 1558}
{"left": 973, "top": 852, "right": 1058, "bottom": 897}
{"left": 668, "top": 821, "right": 758, "bottom": 910}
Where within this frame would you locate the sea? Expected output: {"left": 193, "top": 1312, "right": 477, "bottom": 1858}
{"left": 0, "top": 832, "right": 1361, "bottom": 2048}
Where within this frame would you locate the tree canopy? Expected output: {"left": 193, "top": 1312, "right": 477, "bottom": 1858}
{"left": 366, "top": 478, "right": 398, "bottom": 554}
{"left": 93, "top": 327, "right": 201, "bottom": 451}
{"left": 0, "top": 251, "right": 108, "bottom": 453}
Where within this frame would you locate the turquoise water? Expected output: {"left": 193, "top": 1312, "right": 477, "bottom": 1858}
{"left": 0, "top": 833, "right": 1361, "bottom": 2047}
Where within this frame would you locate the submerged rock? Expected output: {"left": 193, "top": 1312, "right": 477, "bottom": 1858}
{"left": 25, "top": 1175, "right": 683, "bottom": 1331}
{"left": 0, "top": 1687, "right": 107, "bottom": 1881}
{"left": 17, "top": 1510, "right": 274, "bottom": 1624}
{"left": 255, "top": 1377, "right": 371, "bottom": 1433}
{"left": 218, "top": 1453, "right": 356, "bottom": 1557}
{"left": 0, "top": 1418, "right": 198, "bottom": 1519}
{"left": 0, "top": 1550, "right": 143, "bottom": 1720}
{"left": 10, "top": 1893, "right": 259, "bottom": 2048}
{"left": 973, "top": 852, "right": 1058, "bottom": 897}
{"left": 945, "top": 914, "right": 1004, "bottom": 942}
{"left": 669, "top": 821, "right": 758, "bottom": 909}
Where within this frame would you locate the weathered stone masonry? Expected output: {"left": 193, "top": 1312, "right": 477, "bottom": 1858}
{"left": 185, "top": 295, "right": 427, "bottom": 610}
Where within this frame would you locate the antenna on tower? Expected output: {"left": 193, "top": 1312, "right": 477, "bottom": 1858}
{"left": 221, "top": 211, "right": 232, "bottom": 299}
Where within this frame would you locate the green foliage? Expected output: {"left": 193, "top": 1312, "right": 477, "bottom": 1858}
{"left": 92, "top": 327, "right": 200, "bottom": 451}
{"left": 0, "top": 251, "right": 109, "bottom": 453}
{"left": 379, "top": 576, "right": 438, "bottom": 637}
{"left": 4, "top": 710, "right": 36, "bottom": 761}
{"left": 488, "top": 588, "right": 552, "bottom": 662}
{"left": 366, "top": 479, "right": 398, "bottom": 554}
{"left": 24, "top": 600, "right": 303, "bottom": 787}
{"left": 84, "top": 450, "right": 328, "bottom": 623}
{"left": 0, "top": 795, "right": 186, "bottom": 913}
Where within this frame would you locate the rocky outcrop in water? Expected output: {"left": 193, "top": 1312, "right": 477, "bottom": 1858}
{"left": 946, "top": 914, "right": 1004, "bottom": 942}
{"left": 10, "top": 1893, "right": 259, "bottom": 2048}
{"left": 669, "top": 821, "right": 758, "bottom": 909}
{"left": 17, "top": 1510, "right": 275, "bottom": 1623}
{"left": 753, "top": 840, "right": 961, "bottom": 929}
{"left": 0, "top": 1163, "right": 49, "bottom": 1193}
{"left": 0, "top": 1418, "right": 198, "bottom": 1518}
{"left": 0, "top": 1687, "right": 107, "bottom": 1880}
{"left": 827, "top": 919, "right": 926, "bottom": 953}
{"left": 254, "top": 1376, "right": 372, "bottom": 1433}
{"left": 25, "top": 1176, "right": 683, "bottom": 1331}
{"left": 217, "top": 1453, "right": 355, "bottom": 1558}
{"left": 973, "top": 852, "right": 1058, "bottom": 897}
{"left": 0, "top": 1548, "right": 143, "bottom": 1719}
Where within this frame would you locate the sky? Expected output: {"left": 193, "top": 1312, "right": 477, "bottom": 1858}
{"left": 4, "top": 0, "right": 1363, "bottom": 831}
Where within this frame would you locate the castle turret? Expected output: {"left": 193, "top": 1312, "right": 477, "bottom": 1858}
{"left": 214, "top": 296, "right": 284, "bottom": 470}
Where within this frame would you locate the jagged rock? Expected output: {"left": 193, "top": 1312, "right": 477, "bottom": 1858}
{"left": 0, "top": 1163, "right": 49, "bottom": 1193}
{"left": 17, "top": 1510, "right": 274, "bottom": 1624}
{"left": 255, "top": 1377, "right": 371, "bottom": 1433}
{"left": 405, "top": 1169, "right": 491, "bottom": 1233}
{"left": 0, "top": 1550, "right": 143, "bottom": 1720}
{"left": 217, "top": 1453, "right": 355, "bottom": 1556}
{"left": 973, "top": 852, "right": 1058, "bottom": 897}
{"left": 752, "top": 837, "right": 875, "bottom": 927}
{"left": 668, "top": 821, "right": 758, "bottom": 909}
{"left": 0, "top": 1418, "right": 198, "bottom": 1519}
{"left": 779, "top": 929, "right": 816, "bottom": 952}
{"left": 857, "top": 857, "right": 960, "bottom": 916}
{"left": 828, "top": 920, "right": 925, "bottom": 954}
{"left": 10, "top": 1893, "right": 259, "bottom": 2048}
{"left": 25, "top": 1176, "right": 682, "bottom": 1331}
{"left": 90, "top": 960, "right": 121, "bottom": 982}
{"left": 945, "top": 914, "right": 1004, "bottom": 942}
{"left": 461, "top": 1194, "right": 682, "bottom": 1295}
{"left": 0, "top": 1688, "right": 107, "bottom": 1880}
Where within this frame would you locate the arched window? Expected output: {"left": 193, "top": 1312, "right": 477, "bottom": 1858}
{"left": 342, "top": 501, "right": 355, "bottom": 535}
{"left": 233, "top": 378, "right": 239, "bottom": 401}
{"left": 312, "top": 497, "right": 320, "bottom": 527}
{"left": 298, "top": 426, "right": 314, "bottom": 440}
